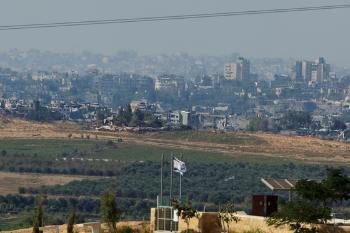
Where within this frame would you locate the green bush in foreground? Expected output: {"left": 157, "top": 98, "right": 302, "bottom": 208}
{"left": 66, "top": 208, "right": 76, "bottom": 233}
{"left": 32, "top": 196, "right": 44, "bottom": 233}
{"left": 101, "top": 190, "right": 121, "bottom": 233}
{"left": 267, "top": 168, "right": 350, "bottom": 233}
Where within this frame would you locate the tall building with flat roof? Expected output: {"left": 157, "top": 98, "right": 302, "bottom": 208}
{"left": 294, "top": 61, "right": 303, "bottom": 81}
{"left": 302, "top": 61, "right": 312, "bottom": 82}
{"left": 295, "top": 58, "right": 330, "bottom": 83}
{"left": 311, "top": 57, "right": 330, "bottom": 83}
{"left": 239, "top": 57, "right": 250, "bottom": 81}
{"left": 224, "top": 57, "right": 250, "bottom": 80}
{"left": 224, "top": 63, "right": 240, "bottom": 80}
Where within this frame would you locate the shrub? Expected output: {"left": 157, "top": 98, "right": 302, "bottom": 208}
{"left": 1, "top": 150, "right": 7, "bottom": 156}
{"left": 106, "top": 140, "right": 114, "bottom": 146}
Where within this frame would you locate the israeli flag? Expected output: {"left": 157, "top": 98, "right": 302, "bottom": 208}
{"left": 173, "top": 157, "right": 186, "bottom": 175}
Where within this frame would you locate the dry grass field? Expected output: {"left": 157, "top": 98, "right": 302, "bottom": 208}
{"left": 132, "top": 131, "right": 350, "bottom": 163}
{"left": 0, "top": 171, "right": 100, "bottom": 195}
{"left": 0, "top": 116, "right": 349, "bottom": 163}
{"left": 1, "top": 221, "right": 150, "bottom": 233}
{"left": 0, "top": 117, "right": 80, "bottom": 139}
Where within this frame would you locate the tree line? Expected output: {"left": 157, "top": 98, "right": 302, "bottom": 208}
{"left": 16, "top": 161, "right": 336, "bottom": 211}
{"left": 0, "top": 191, "right": 152, "bottom": 233}
{"left": 30, "top": 190, "right": 140, "bottom": 233}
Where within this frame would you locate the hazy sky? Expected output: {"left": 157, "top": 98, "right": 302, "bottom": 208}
{"left": 0, "top": 0, "right": 349, "bottom": 67}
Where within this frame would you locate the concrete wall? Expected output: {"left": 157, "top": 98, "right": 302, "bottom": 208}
{"left": 173, "top": 212, "right": 291, "bottom": 233}
{"left": 149, "top": 209, "right": 350, "bottom": 233}
{"left": 227, "top": 213, "right": 292, "bottom": 233}
{"left": 150, "top": 208, "right": 156, "bottom": 232}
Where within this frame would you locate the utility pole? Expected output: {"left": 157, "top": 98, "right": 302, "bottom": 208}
{"left": 179, "top": 173, "right": 182, "bottom": 200}
{"left": 160, "top": 154, "right": 164, "bottom": 206}
{"left": 179, "top": 153, "right": 183, "bottom": 200}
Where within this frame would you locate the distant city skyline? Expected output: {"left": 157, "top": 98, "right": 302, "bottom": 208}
{"left": 0, "top": 0, "right": 349, "bottom": 67}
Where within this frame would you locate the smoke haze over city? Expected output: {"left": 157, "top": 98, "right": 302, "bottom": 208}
{"left": 0, "top": 0, "right": 349, "bottom": 67}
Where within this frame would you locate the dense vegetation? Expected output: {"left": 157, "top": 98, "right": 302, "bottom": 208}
{"left": 101, "top": 104, "right": 162, "bottom": 127}
{"left": 0, "top": 138, "right": 350, "bottom": 230}
{"left": 25, "top": 100, "right": 63, "bottom": 122}
{"left": 18, "top": 161, "right": 332, "bottom": 205}
{"left": 268, "top": 169, "right": 350, "bottom": 233}
{"left": 0, "top": 194, "right": 153, "bottom": 231}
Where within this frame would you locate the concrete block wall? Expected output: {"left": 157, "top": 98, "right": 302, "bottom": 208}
{"left": 150, "top": 208, "right": 350, "bottom": 233}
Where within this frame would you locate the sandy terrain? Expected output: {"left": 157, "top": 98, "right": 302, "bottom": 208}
{"left": 0, "top": 117, "right": 80, "bottom": 139}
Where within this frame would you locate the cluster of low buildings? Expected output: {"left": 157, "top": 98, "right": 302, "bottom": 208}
{"left": 1, "top": 56, "right": 350, "bottom": 140}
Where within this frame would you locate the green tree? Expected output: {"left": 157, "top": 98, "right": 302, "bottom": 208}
{"left": 267, "top": 199, "right": 329, "bottom": 233}
{"left": 323, "top": 168, "right": 350, "bottom": 202}
{"left": 330, "top": 118, "right": 347, "bottom": 130}
{"left": 101, "top": 190, "right": 121, "bottom": 233}
{"left": 143, "top": 112, "right": 162, "bottom": 128}
{"left": 218, "top": 202, "right": 240, "bottom": 233}
{"left": 0, "top": 100, "right": 5, "bottom": 109}
{"left": 247, "top": 117, "right": 269, "bottom": 131}
{"left": 172, "top": 199, "right": 198, "bottom": 233}
{"left": 1, "top": 150, "right": 7, "bottom": 156}
{"left": 67, "top": 208, "right": 76, "bottom": 233}
{"left": 32, "top": 196, "right": 44, "bottom": 233}
{"left": 129, "top": 109, "right": 144, "bottom": 127}
{"left": 117, "top": 105, "right": 133, "bottom": 125}
{"left": 96, "top": 108, "right": 107, "bottom": 122}
{"left": 267, "top": 168, "right": 350, "bottom": 233}
{"left": 280, "top": 111, "right": 312, "bottom": 130}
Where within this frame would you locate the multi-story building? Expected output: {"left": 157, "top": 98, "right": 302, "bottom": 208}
{"left": 295, "top": 58, "right": 330, "bottom": 83}
{"left": 294, "top": 61, "right": 303, "bottom": 81}
{"left": 302, "top": 61, "right": 313, "bottom": 82}
{"left": 155, "top": 75, "right": 182, "bottom": 90}
{"left": 224, "top": 63, "right": 236, "bottom": 80}
{"left": 311, "top": 57, "right": 330, "bottom": 83}
{"left": 224, "top": 57, "right": 250, "bottom": 80}
{"left": 155, "top": 74, "right": 186, "bottom": 97}
{"left": 130, "top": 99, "right": 148, "bottom": 112}
{"left": 239, "top": 57, "right": 251, "bottom": 81}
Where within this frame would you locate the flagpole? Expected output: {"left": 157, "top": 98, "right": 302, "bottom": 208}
{"left": 170, "top": 154, "right": 174, "bottom": 233}
{"left": 170, "top": 153, "right": 173, "bottom": 205}
{"left": 160, "top": 154, "right": 164, "bottom": 206}
{"left": 179, "top": 173, "right": 182, "bottom": 200}
{"left": 179, "top": 154, "right": 183, "bottom": 200}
